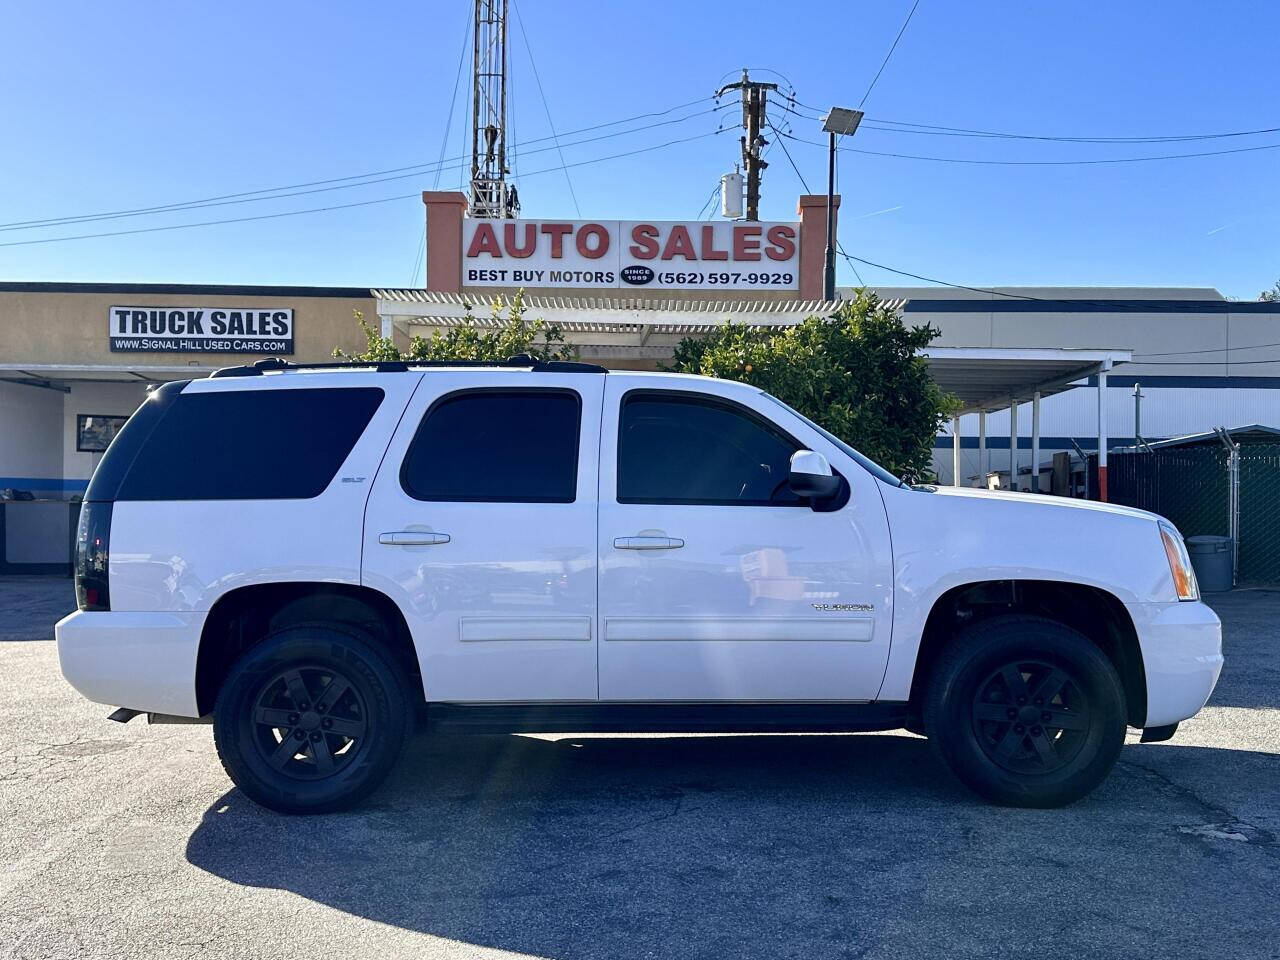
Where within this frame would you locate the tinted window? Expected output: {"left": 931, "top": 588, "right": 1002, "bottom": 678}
{"left": 618, "top": 393, "right": 802, "bottom": 505}
{"left": 402, "top": 390, "right": 580, "bottom": 502}
{"left": 116, "top": 387, "right": 383, "bottom": 501}
{"left": 760, "top": 392, "right": 905, "bottom": 488}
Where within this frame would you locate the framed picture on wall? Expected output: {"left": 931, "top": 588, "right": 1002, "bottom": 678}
{"left": 76, "top": 414, "right": 128, "bottom": 453}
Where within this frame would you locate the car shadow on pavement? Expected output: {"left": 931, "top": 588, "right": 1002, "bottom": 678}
{"left": 185, "top": 731, "right": 1280, "bottom": 960}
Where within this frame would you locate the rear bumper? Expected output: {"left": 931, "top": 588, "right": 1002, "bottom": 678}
{"left": 55, "top": 610, "right": 204, "bottom": 717}
{"left": 1125, "top": 599, "right": 1223, "bottom": 728}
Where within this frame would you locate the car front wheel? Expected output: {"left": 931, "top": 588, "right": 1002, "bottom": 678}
{"left": 923, "top": 615, "right": 1126, "bottom": 808}
{"left": 213, "top": 626, "right": 410, "bottom": 814}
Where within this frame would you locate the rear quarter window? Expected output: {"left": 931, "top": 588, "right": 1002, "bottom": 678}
{"left": 115, "top": 387, "right": 384, "bottom": 501}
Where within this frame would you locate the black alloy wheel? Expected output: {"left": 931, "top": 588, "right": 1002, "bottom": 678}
{"left": 213, "top": 626, "right": 410, "bottom": 814}
{"left": 924, "top": 615, "right": 1126, "bottom": 808}
{"left": 250, "top": 665, "right": 369, "bottom": 780}
{"left": 969, "top": 659, "right": 1091, "bottom": 775}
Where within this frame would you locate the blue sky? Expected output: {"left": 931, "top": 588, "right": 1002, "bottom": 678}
{"left": 2, "top": 1, "right": 1277, "bottom": 298}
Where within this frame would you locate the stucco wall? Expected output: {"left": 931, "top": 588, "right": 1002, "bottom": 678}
{"left": 0, "top": 288, "right": 376, "bottom": 368}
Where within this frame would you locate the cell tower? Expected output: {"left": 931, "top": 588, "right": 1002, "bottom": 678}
{"left": 469, "top": 0, "right": 519, "bottom": 218}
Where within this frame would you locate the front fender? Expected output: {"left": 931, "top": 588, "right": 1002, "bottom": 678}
{"left": 875, "top": 484, "right": 1174, "bottom": 700}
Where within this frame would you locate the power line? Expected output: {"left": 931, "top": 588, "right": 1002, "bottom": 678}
{"left": 775, "top": 128, "right": 1280, "bottom": 165}
{"left": 858, "top": 0, "right": 923, "bottom": 108}
{"left": 1131, "top": 356, "right": 1280, "bottom": 366}
{"left": 433, "top": 9, "right": 472, "bottom": 190}
{"left": 0, "top": 129, "right": 730, "bottom": 249}
{"left": 1, "top": 96, "right": 724, "bottom": 233}
{"left": 695, "top": 183, "right": 721, "bottom": 220}
{"left": 1137, "top": 339, "right": 1280, "bottom": 358}
{"left": 511, "top": 0, "right": 580, "bottom": 217}
{"left": 767, "top": 119, "right": 864, "bottom": 286}
{"left": 860, "top": 119, "right": 1280, "bottom": 143}
{"left": 407, "top": 230, "right": 426, "bottom": 288}
{"left": 780, "top": 98, "right": 1280, "bottom": 144}
{"left": 829, "top": 248, "right": 1262, "bottom": 318}
{"left": 0, "top": 105, "right": 728, "bottom": 233}
{"left": 413, "top": 6, "right": 472, "bottom": 286}
{"left": 766, "top": 121, "right": 813, "bottom": 192}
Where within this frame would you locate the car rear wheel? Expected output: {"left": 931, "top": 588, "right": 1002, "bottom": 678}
{"left": 923, "top": 615, "right": 1126, "bottom": 808}
{"left": 213, "top": 626, "right": 409, "bottom": 814}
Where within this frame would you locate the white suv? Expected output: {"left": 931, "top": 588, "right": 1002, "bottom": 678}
{"left": 57, "top": 356, "right": 1222, "bottom": 813}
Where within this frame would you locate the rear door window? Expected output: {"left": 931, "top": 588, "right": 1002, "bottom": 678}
{"left": 116, "top": 387, "right": 383, "bottom": 500}
{"left": 400, "top": 389, "right": 581, "bottom": 502}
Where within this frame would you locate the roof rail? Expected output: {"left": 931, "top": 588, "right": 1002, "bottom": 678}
{"left": 210, "top": 354, "right": 608, "bottom": 378}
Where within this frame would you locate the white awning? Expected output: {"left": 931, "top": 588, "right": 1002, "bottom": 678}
{"left": 374, "top": 291, "right": 1130, "bottom": 412}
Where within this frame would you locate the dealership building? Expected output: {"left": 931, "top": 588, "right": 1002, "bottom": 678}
{"left": 3, "top": 188, "right": 1279, "bottom": 571}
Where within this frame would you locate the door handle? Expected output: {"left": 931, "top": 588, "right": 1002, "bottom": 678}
{"left": 379, "top": 531, "right": 451, "bottom": 546}
{"left": 613, "top": 536, "right": 684, "bottom": 550}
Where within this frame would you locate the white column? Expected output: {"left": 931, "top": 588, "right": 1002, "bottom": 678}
{"left": 1097, "top": 366, "right": 1109, "bottom": 501}
{"left": 978, "top": 411, "right": 987, "bottom": 488}
{"left": 380, "top": 313, "right": 394, "bottom": 340}
{"left": 952, "top": 417, "right": 961, "bottom": 485}
{"left": 1009, "top": 399, "right": 1019, "bottom": 491}
{"left": 1031, "top": 391, "right": 1041, "bottom": 493}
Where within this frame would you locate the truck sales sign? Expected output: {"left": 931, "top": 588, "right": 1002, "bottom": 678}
{"left": 108, "top": 306, "right": 294, "bottom": 354}
{"left": 461, "top": 219, "right": 800, "bottom": 291}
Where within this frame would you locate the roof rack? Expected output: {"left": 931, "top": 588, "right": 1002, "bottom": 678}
{"left": 210, "top": 354, "right": 608, "bottom": 378}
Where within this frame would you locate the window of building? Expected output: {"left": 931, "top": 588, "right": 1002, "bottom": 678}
{"left": 76, "top": 414, "right": 128, "bottom": 453}
{"left": 401, "top": 389, "right": 581, "bottom": 503}
{"left": 617, "top": 392, "right": 804, "bottom": 505}
{"left": 116, "top": 387, "right": 383, "bottom": 501}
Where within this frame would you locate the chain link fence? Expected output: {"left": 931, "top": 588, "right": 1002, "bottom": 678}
{"left": 1236, "top": 444, "right": 1280, "bottom": 583}
{"left": 1107, "top": 448, "right": 1228, "bottom": 538}
{"left": 1106, "top": 443, "right": 1280, "bottom": 585}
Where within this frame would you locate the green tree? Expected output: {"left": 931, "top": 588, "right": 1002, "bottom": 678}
{"left": 1260, "top": 280, "right": 1280, "bottom": 302}
{"left": 335, "top": 291, "right": 578, "bottom": 363}
{"left": 667, "top": 290, "right": 958, "bottom": 481}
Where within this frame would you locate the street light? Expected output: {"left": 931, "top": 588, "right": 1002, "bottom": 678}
{"left": 821, "top": 107, "right": 863, "bottom": 301}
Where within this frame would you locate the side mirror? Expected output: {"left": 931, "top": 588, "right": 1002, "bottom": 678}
{"left": 788, "top": 449, "right": 842, "bottom": 502}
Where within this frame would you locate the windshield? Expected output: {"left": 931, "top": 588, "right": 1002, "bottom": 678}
{"left": 760, "top": 392, "right": 907, "bottom": 489}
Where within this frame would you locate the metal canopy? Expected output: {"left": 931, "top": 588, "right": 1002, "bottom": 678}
{"left": 922, "top": 347, "right": 1131, "bottom": 415}
{"left": 0, "top": 363, "right": 218, "bottom": 386}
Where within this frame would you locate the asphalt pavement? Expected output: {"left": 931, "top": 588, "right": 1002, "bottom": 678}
{"left": 1, "top": 578, "right": 1276, "bottom": 960}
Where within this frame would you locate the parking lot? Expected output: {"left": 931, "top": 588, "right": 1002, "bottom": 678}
{"left": 1, "top": 578, "right": 1276, "bottom": 960}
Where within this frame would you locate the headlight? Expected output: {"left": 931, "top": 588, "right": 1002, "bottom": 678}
{"left": 1159, "top": 522, "right": 1199, "bottom": 601}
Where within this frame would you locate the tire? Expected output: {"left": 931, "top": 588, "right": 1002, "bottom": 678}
{"left": 212, "top": 625, "right": 410, "bottom": 814}
{"left": 923, "top": 615, "right": 1126, "bottom": 808}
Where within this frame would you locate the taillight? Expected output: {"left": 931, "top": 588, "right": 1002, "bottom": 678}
{"left": 75, "top": 501, "right": 112, "bottom": 611}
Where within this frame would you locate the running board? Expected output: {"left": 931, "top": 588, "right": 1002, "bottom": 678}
{"left": 425, "top": 701, "right": 911, "bottom": 735}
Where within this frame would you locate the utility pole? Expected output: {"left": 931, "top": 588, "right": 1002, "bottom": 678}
{"left": 716, "top": 70, "right": 777, "bottom": 221}
{"left": 1133, "top": 382, "right": 1145, "bottom": 449}
{"left": 469, "top": 0, "right": 519, "bottom": 219}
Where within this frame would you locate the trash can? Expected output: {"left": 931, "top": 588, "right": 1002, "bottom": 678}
{"left": 1185, "top": 535, "right": 1233, "bottom": 593}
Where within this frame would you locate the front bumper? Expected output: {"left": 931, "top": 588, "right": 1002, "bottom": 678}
{"left": 1125, "top": 599, "right": 1224, "bottom": 728}
{"left": 56, "top": 610, "right": 204, "bottom": 717}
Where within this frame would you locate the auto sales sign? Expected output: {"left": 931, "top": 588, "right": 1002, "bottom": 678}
{"left": 108, "top": 306, "right": 294, "bottom": 354}
{"left": 462, "top": 219, "right": 800, "bottom": 291}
